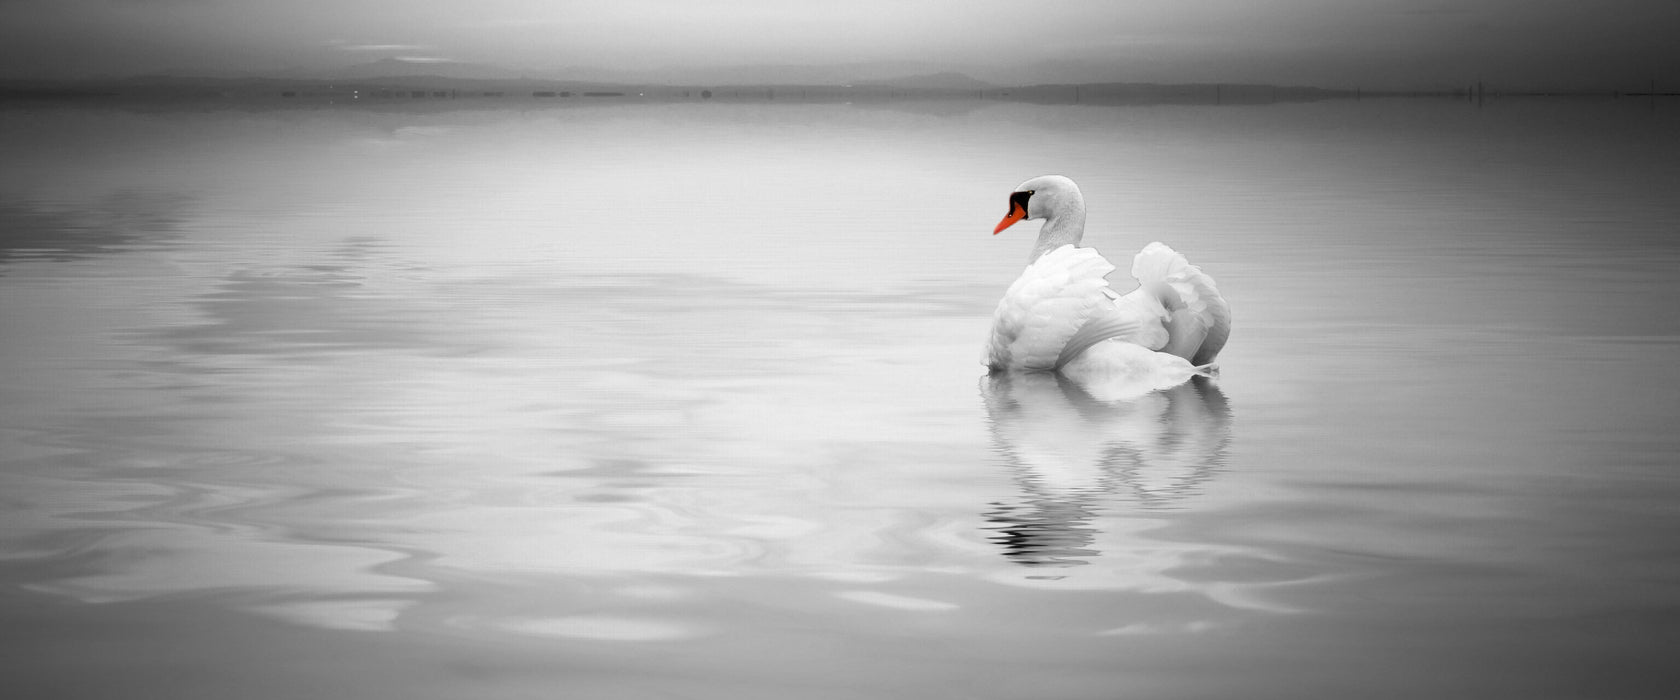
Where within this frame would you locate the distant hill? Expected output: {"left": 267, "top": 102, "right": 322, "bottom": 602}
{"left": 248, "top": 59, "right": 995, "bottom": 88}
{"left": 308, "top": 58, "right": 528, "bottom": 81}
{"left": 0, "top": 71, "right": 1424, "bottom": 107}
{"left": 525, "top": 61, "right": 963, "bottom": 87}
{"left": 854, "top": 72, "right": 993, "bottom": 90}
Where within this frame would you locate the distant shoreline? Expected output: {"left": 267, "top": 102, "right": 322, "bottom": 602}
{"left": 2, "top": 75, "right": 1673, "bottom": 107}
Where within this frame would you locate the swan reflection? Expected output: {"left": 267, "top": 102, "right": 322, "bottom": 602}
{"left": 981, "top": 372, "right": 1231, "bottom": 567}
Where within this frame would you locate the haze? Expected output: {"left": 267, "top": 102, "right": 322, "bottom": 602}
{"left": 2, "top": 0, "right": 1676, "bottom": 90}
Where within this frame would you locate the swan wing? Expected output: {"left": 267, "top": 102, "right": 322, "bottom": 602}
{"left": 1129, "top": 242, "right": 1231, "bottom": 365}
{"left": 1053, "top": 285, "right": 1170, "bottom": 369}
{"left": 987, "top": 245, "right": 1170, "bottom": 371}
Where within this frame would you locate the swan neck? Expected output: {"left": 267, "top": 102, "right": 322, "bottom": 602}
{"left": 1029, "top": 201, "right": 1087, "bottom": 261}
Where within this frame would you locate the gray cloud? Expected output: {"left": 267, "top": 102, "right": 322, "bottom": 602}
{"left": 0, "top": 0, "right": 1674, "bottom": 89}
{"left": 335, "top": 43, "right": 435, "bottom": 52}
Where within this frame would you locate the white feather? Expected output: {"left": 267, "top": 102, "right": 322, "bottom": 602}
{"left": 985, "top": 176, "right": 1230, "bottom": 375}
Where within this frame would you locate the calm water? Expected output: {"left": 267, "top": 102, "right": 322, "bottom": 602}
{"left": 3, "top": 97, "right": 1678, "bottom": 699}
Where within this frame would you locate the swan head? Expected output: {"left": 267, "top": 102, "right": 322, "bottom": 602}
{"left": 993, "top": 175, "right": 1083, "bottom": 235}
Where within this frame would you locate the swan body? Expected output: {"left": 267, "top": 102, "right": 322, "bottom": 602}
{"left": 986, "top": 175, "right": 1230, "bottom": 379}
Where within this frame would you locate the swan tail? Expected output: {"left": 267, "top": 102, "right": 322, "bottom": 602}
{"left": 1132, "top": 242, "right": 1232, "bottom": 365}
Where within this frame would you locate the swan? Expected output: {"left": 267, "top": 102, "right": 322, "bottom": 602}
{"left": 986, "top": 175, "right": 1230, "bottom": 387}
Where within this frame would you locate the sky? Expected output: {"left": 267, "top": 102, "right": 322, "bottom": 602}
{"left": 1, "top": 0, "right": 1676, "bottom": 89}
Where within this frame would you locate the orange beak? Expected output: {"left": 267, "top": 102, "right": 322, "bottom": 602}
{"left": 993, "top": 202, "right": 1026, "bottom": 234}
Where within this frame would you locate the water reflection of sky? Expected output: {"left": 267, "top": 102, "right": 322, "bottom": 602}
{"left": 3, "top": 101, "right": 1679, "bottom": 698}
{"left": 0, "top": 193, "right": 189, "bottom": 268}
{"left": 0, "top": 189, "right": 1302, "bottom": 640}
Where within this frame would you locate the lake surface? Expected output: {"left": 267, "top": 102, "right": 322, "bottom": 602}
{"left": 3, "top": 96, "right": 1678, "bottom": 699}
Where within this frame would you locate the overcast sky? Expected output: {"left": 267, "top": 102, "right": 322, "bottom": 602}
{"left": 1, "top": 0, "right": 1675, "bottom": 89}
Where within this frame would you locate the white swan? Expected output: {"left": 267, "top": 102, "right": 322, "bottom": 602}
{"left": 986, "top": 175, "right": 1230, "bottom": 386}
